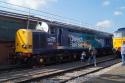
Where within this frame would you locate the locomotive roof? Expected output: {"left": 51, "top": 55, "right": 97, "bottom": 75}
{"left": 0, "top": 10, "right": 112, "bottom": 37}
{"left": 117, "top": 28, "right": 125, "bottom": 32}
{"left": 18, "top": 29, "right": 49, "bottom": 33}
{"left": 50, "top": 21, "right": 112, "bottom": 37}
{"left": 114, "top": 28, "right": 125, "bottom": 33}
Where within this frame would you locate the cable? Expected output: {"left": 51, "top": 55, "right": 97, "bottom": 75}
{"left": 0, "top": 0, "right": 97, "bottom": 30}
{"left": 0, "top": 1, "right": 80, "bottom": 23}
{"left": 0, "top": 5, "right": 82, "bottom": 27}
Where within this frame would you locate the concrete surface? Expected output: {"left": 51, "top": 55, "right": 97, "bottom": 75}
{"left": 84, "top": 62, "right": 125, "bottom": 83}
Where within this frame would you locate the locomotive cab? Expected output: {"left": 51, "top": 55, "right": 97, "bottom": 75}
{"left": 15, "top": 29, "right": 32, "bottom": 57}
{"left": 15, "top": 29, "right": 56, "bottom": 58}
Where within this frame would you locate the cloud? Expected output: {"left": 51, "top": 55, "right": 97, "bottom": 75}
{"left": 114, "top": 11, "right": 123, "bottom": 16}
{"left": 96, "top": 20, "right": 112, "bottom": 29}
{"left": 120, "top": 6, "right": 125, "bottom": 10}
{"left": 7, "top": 0, "right": 58, "bottom": 9}
{"left": 102, "top": 0, "right": 110, "bottom": 6}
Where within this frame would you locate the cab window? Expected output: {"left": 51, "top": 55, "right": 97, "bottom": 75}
{"left": 114, "top": 32, "right": 122, "bottom": 38}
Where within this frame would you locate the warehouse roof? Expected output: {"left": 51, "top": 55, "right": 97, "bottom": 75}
{"left": 0, "top": 10, "right": 112, "bottom": 37}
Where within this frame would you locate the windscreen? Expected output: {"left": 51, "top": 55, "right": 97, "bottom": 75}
{"left": 114, "top": 32, "right": 123, "bottom": 38}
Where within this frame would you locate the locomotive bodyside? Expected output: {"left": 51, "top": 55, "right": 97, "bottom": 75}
{"left": 68, "top": 31, "right": 113, "bottom": 56}
{"left": 47, "top": 25, "right": 113, "bottom": 61}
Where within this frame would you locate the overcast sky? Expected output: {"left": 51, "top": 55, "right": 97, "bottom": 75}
{"left": 0, "top": 0, "right": 125, "bottom": 33}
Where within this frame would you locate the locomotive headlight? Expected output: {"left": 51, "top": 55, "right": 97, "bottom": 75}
{"left": 22, "top": 45, "right": 32, "bottom": 49}
{"left": 40, "top": 58, "right": 44, "bottom": 63}
{"left": 22, "top": 45, "right": 27, "bottom": 49}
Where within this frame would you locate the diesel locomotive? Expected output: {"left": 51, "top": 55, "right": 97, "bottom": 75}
{"left": 14, "top": 21, "right": 113, "bottom": 65}
{"left": 113, "top": 28, "right": 125, "bottom": 57}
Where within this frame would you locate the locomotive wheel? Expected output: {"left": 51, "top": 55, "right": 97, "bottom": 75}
{"left": 15, "top": 56, "right": 23, "bottom": 65}
{"left": 73, "top": 54, "right": 77, "bottom": 59}
{"left": 39, "top": 57, "right": 44, "bottom": 64}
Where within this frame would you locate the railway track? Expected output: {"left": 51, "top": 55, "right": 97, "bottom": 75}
{"left": 38, "top": 58, "right": 120, "bottom": 83}
{"left": 0, "top": 55, "right": 119, "bottom": 83}
{"left": 0, "top": 64, "right": 34, "bottom": 74}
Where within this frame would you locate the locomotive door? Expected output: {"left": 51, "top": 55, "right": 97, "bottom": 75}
{"left": 58, "top": 28, "right": 63, "bottom": 46}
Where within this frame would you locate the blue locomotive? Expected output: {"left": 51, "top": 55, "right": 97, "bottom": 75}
{"left": 15, "top": 21, "right": 113, "bottom": 65}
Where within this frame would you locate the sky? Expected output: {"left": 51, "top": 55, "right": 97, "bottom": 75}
{"left": 0, "top": 0, "right": 125, "bottom": 33}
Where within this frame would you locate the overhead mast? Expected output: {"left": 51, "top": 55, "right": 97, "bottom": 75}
{"left": 27, "top": 8, "right": 30, "bottom": 29}
{"left": 26, "top": 8, "right": 30, "bottom": 45}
